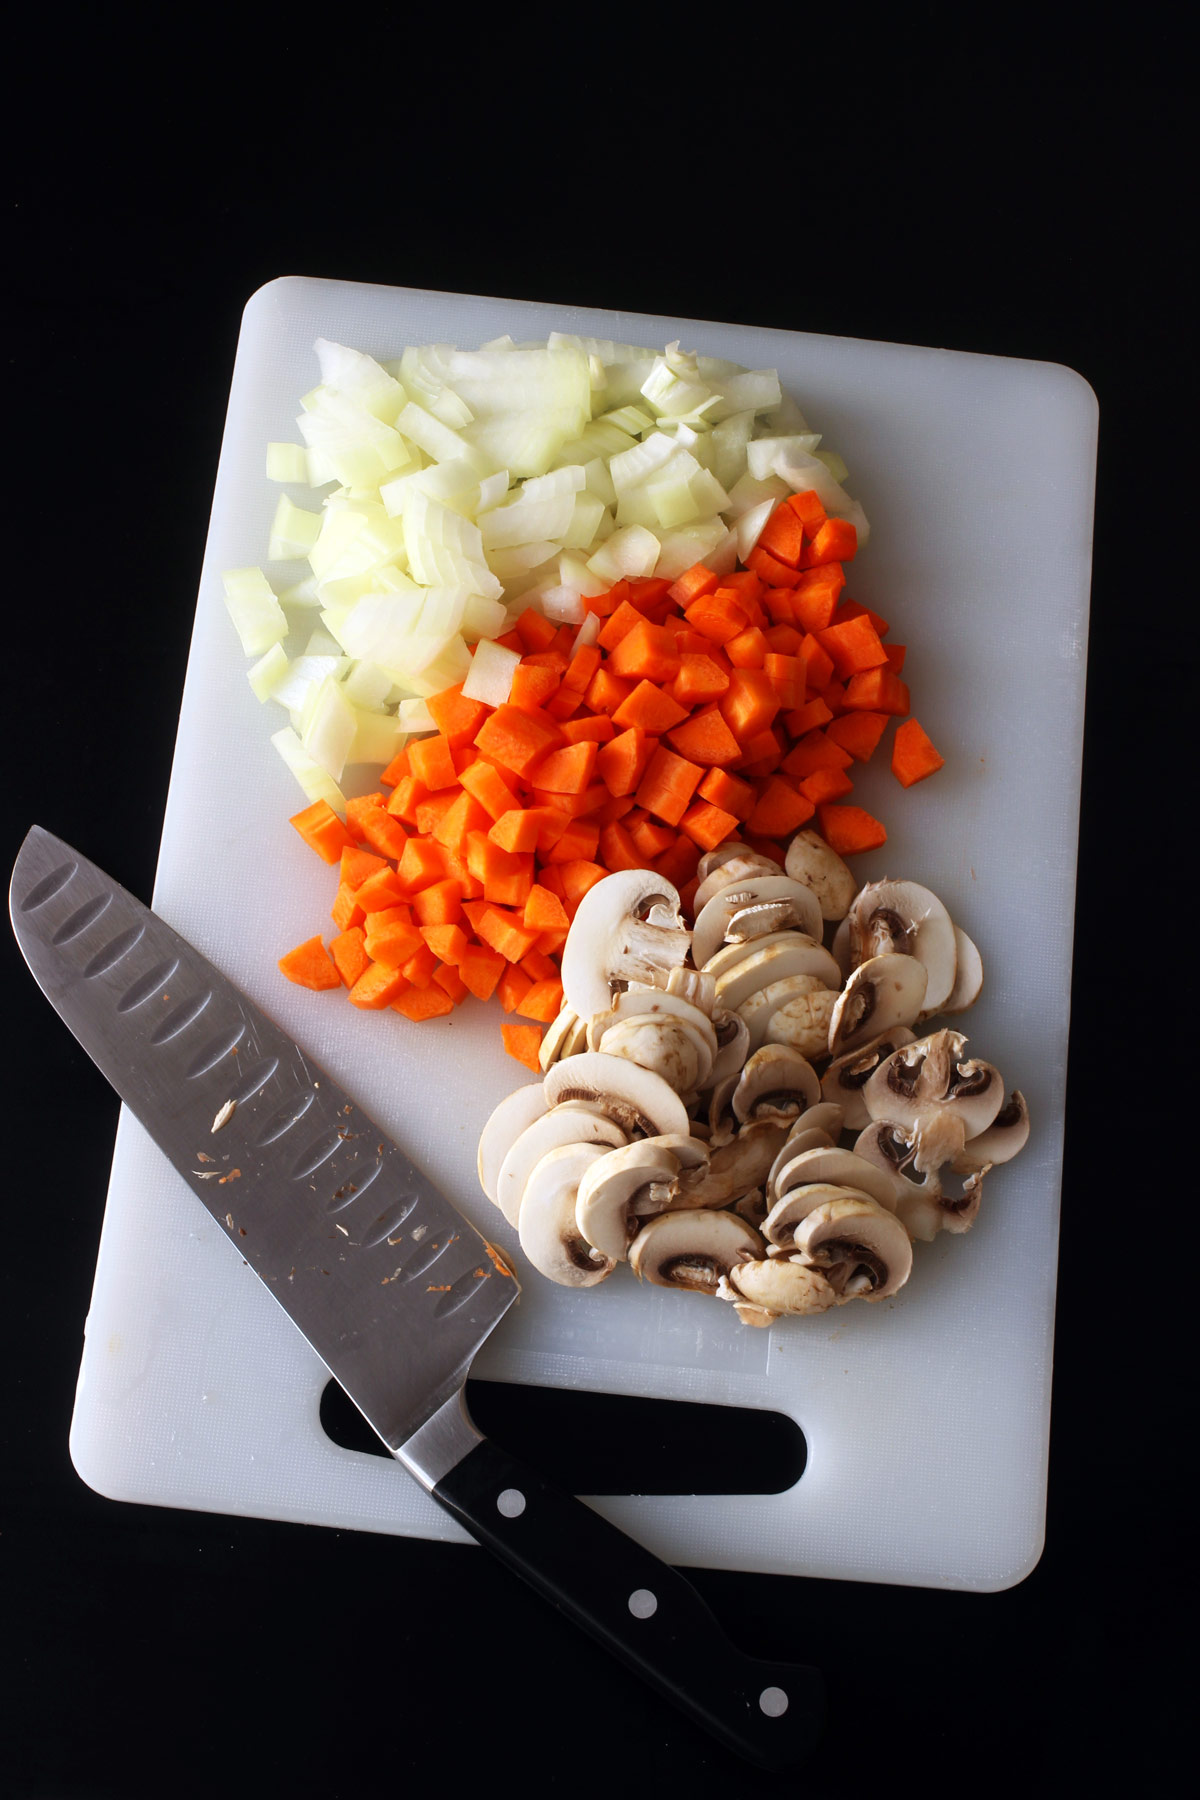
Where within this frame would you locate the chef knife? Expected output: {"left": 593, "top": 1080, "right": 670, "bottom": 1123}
{"left": 11, "top": 825, "right": 824, "bottom": 1769}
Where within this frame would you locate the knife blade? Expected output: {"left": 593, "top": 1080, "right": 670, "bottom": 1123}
{"left": 11, "top": 825, "right": 824, "bottom": 1769}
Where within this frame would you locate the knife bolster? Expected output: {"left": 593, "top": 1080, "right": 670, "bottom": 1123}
{"left": 393, "top": 1387, "right": 483, "bottom": 1491}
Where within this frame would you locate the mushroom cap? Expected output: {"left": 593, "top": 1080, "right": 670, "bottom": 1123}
{"left": 741, "top": 973, "right": 838, "bottom": 1056}
{"left": 691, "top": 875, "right": 824, "bottom": 967}
{"left": 628, "top": 1208, "right": 764, "bottom": 1295}
{"left": 847, "top": 880, "right": 958, "bottom": 1016}
{"left": 863, "top": 1029, "right": 1005, "bottom": 1172}
{"left": 538, "top": 1003, "right": 586, "bottom": 1071}
{"left": 591, "top": 1016, "right": 712, "bottom": 1095}
{"left": 707, "top": 1010, "right": 751, "bottom": 1087}
{"left": 827, "top": 952, "right": 928, "bottom": 1060}
{"left": 784, "top": 829, "right": 857, "bottom": 921}
{"left": 712, "top": 932, "right": 842, "bottom": 1014}
{"left": 575, "top": 1135, "right": 699, "bottom": 1263}
{"left": 542, "top": 1050, "right": 690, "bottom": 1139}
{"left": 559, "top": 870, "right": 691, "bottom": 1022}
{"left": 793, "top": 1195, "right": 913, "bottom": 1301}
{"left": 765, "top": 1127, "right": 838, "bottom": 1198}
{"left": 728, "top": 1257, "right": 840, "bottom": 1317}
{"left": 942, "top": 927, "right": 984, "bottom": 1016}
{"left": 517, "top": 1142, "right": 616, "bottom": 1287}
{"left": 769, "top": 1146, "right": 904, "bottom": 1215}
{"left": 588, "top": 987, "right": 719, "bottom": 1066}
{"left": 762, "top": 1179, "right": 881, "bottom": 1251}
{"left": 477, "top": 1081, "right": 548, "bottom": 1204}
{"left": 495, "top": 1101, "right": 629, "bottom": 1227}
{"left": 852, "top": 1121, "right": 945, "bottom": 1240}
{"left": 953, "top": 1089, "right": 1029, "bottom": 1171}
{"left": 820, "top": 1026, "right": 917, "bottom": 1131}
{"left": 732, "top": 1044, "right": 821, "bottom": 1122}
{"left": 695, "top": 841, "right": 752, "bottom": 884}
{"left": 692, "top": 852, "right": 786, "bottom": 912}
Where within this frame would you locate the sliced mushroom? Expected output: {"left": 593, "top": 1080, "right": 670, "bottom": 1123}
{"left": 953, "top": 1090, "right": 1029, "bottom": 1172}
{"left": 793, "top": 1195, "right": 913, "bottom": 1301}
{"left": 590, "top": 1016, "right": 711, "bottom": 1096}
{"left": 692, "top": 852, "right": 786, "bottom": 912}
{"left": 769, "top": 1146, "right": 904, "bottom": 1215}
{"left": 846, "top": 880, "right": 958, "bottom": 1016}
{"left": 691, "top": 875, "right": 824, "bottom": 967}
{"left": 517, "top": 1142, "right": 616, "bottom": 1287}
{"left": 695, "top": 841, "right": 753, "bottom": 884}
{"left": 784, "top": 829, "right": 857, "bottom": 921}
{"left": 853, "top": 1120, "right": 946, "bottom": 1241}
{"left": 707, "top": 1010, "right": 751, "bottom": 1086}
{"left": 538, "top": 1003, "right": 586, "bottom": 1072}
{"left": 575, "top": 1135, "right": 706, "bottom": 1263}
{"left": 542, "top": 1050, "right": 690, "bottom": 1140}
{"left": 761, "top": 981, "right": 841, "bottom": 1061}
{"left": 588, "top": 987, "right": 718, "bottom": 1074}
{"left": 764, "top": 1103, "right": 847, "bottom": 1198}
{"left": 495, "top": 1102, "right": 629, "bottom": 1227}
{"left": 761, "top": 1180, "right": 879, "bottom": 1253}
{"left": 628, "top": 1208, "right": 764, "bottom": 1295}
{"left": 559, "top": 870, "right": 692, "bottom": 1022}
{"left": 942, "top": 928, "right": 983, "bottom": 1015}
{"left": 764, "top": 1128, "right": 837, "bottom": 1198}
{"left": 712, "top": 932, "right": 841, "bottom": 1014}
{"left": 724, "top": 1259, "right": 839, "bottom": 1321}
{"left": 731, "top": 1045, "right": 821, "bottom": 1123}
{"left": 663, "top": 1118, "right": 792, "bottom": 1209}
{"left": 477, "top": 1082, "right": 548, "bottom": 1205}
{"left": 826, "top": 952, "right": 928, "bottom": 1060}
{"left": 821, "top": 1026, "right": 917, "bottom": 1131}
{"left": 863, "top": 1029, "right": 1004, "bottom": 1175}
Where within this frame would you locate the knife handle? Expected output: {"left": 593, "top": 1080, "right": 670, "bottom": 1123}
{"left": 432, "top": 1435, "right": 825, "bottom": 1770}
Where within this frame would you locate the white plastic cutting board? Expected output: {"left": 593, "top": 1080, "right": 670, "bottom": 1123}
{"left": 68, "top": 277, "right": 1096, "bottom": 1591}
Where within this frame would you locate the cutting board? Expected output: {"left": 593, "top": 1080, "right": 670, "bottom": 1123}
{"left": 67, "top": 277, "right": 1096, "bottom": 1590}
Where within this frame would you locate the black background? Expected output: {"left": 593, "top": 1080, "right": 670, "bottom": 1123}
{"left": 4, "top": 22, "right": 1187, "bottom": 1800}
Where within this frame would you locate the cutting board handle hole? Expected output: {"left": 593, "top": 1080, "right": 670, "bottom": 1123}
{"left": 319, "top": 1378, "right": 806, "bottom": 1496}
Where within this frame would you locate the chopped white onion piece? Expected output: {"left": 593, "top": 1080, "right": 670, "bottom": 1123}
{"left": 271, "top": 726, "right": 347, "bottom": 816}
{"left": 341, "top": 659, "right": 395, "bottom": 712}
{"left": 735, "top": 498, "right": 778, "bottom": 561}
{"left": 267, "top": 494, "right": 322, "bottom": 560}
{"left": 574, "top": 611, "right": 601, "bottom": 649}
{"left": 222, "top": 568, "right": 287, "bottom": 656}
{"left": 538, "top": 585, "right": 586, "bottom": 624}
{"left": 247, "top": 642, "right": 289, "bottom": 703}
{"left": 274, "top": 654, "right": 343, "bottom": 717}
{"left": 266, "top": 443, "right": 309, "bottom": 482}
{"left": 462, "top": 637, "right": 520, "bottom": 707}
{"left": 397, "top": 696, "right": 436, "bottom": 733}
{"left": 299, "top": 675, "right": 357, "bottom": 782}
{"left": 585, "top": 524, "right": 660, "bottom": 581}
{"left": 349, "top": 709, "right": 405, "bottom": 768}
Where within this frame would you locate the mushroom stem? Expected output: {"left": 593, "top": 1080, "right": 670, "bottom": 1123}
{"left": 615, "top": 917, "right": 694, "bottom": 990}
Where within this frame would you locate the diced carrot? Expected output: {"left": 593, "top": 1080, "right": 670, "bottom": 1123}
{"left": 357, "top": 808, "right": 409, "bottom": 861}
{"left": 531, "top": 782, "right": 608, "bottom": 819}
{"left": 497, "top": 962, "right": 535, "bottom": 1014}
{"left": 344, "top": 792, "right": 388, "bottom": 841}
{"left": 670, "top": 653, "right": 730, "bottom": 708}
{"left": 611, "top": 681, "right": 689, "bottom": 735}
{"left": 831, "top": 597, "right": 889, "bottom": 637}
{"left": 608, "top": 618, "right": 681, "bottom": 684}
{"left": 514, "top": 607, "right": 558, "bottom": 653}
{"left": 543, "top": 686, "right": 581, "bottom": 722}
{"left": 407, "top": 735, "right": 458, "bottom": 792}
{"left": 764, "top": 622, "right": 803, "bottom": 654}
{"left": 562, "top": 643, "right": 602, "bottom": 692}
{"left": 592, "top": 792, "right": 638, "bottom": 828}
{"left": 679, "top": 801, "right": 739, "bottom": 851}
{"left": 665, "top": 708, "right": 742, "bottom": 767}
{"left": 885, "top": 643, "right": 907, "bottom": 674}
{"left": 473, "top": 703, "right": 562, "bottom": 779}
{"left": 719, "top": 669, "right": 780, "bottom": 739}
{"left": 432, "top": 790, "right": 492, "bottom": 856}
{"left": 459, "top": 758, "right": 522, "bottom": 821}
{"left": 460, "top": 942, "right": 507, "bottom": 1001}
{"left": 816, "top": 615, "right": 889, "bottom": 679}
{"left": 596, "top": 726, "right": 651, "bottom": 797}
{"left": 791, "top": 564, "right": 846, "bottom": 633}
{"left": 432, "top": 962, "right": 469, "bottom": 1005}
{"left": 780, "top": 729, "right": 855, "bottom": 781}
{"left": 843, "top": 669, "right": 911, "bottom": 715}
{"left": 697, "top": 767, "right": 756, "bottom": 820}
{"left": 735, "top": 727, "right": 784, "bottom": 770}
{"left": 386, "top": 775, "right": 429, "bottom": 825}
{"left": 517, "top": 977, "right": 565, "bottom": 1023}
{"left": 580, "top": 665, "right": 631, "bottom": 716}
{"left": 330, "top": 881, "right": 365, "bottom": 933}
{"left": 756, "top": 504, "right": 805, "bottom": 568}
{"left": 635, "top": 744, "right": 704, "bottom": 827}
{"left": 891, "top": 719, "right": 945, "bottom": 787}
{"left": 558, "top": 713, "right": 615, "bottom": 746}
{"left": 510, "top": 663, "right": 561, "bottom": 712}
{"left": 532, "top": 808, "right": 573, "bottom": 854}
{"left": 420, "top": 922, "right": 469, "bottom": 965}
{"left": 763, "top": 653, "right": 802, "bottom": 709}
{"left": 536, "top": 927, "right": 568, "bottom": 957}
{"left": 494, "top": 629, "right": 524, "bottom": 651}
{"left": 746, "top": 546, "right": 801, "bottom": 589}
{"left": 557, "top": 860, "right": 609, "bottom": 913}
{"left": 392, "top": 983, "right": 455, "bottom": 1022}
{"left": 598, "top": 821, "right": 646, "bottom": 871}
{"left": 543, "top": 819, "right": 601, "bottom": 863}
{"left": 415, "top": 791, "right": 458, "bottom": 837}
{"left": 816, "top": 803, "right": 887, "bottom": 855}
{"left": 501, "top": 1022, "right": 544, "bottom": 1072}
{"left": 786, "top": 489, "right": 827, "bottom": 533}
{"left": 667, "top": 563, "right": 721, "bottom": 607}
{"left": 745, "top": 777, "right": 816, "bottom": 839}
{"left": 820, "top": 677, "right": 847, "bottom": 716}
{"left": 425, "top": 683, "right": 490, "bottom": 748}
{"left": 797, "top": 633, "right": 836, "bottom": 693}
{"left": 827, "top": 711, "right": 890, "bottom": 762}
{"left": 328, "top": 926, "right": 370, "bottom": 989}
{"left": 475, "top": 905, "right": 541, "bottom": 964}
{"left": 628, "top": 815, "right": 676, "bottom": 860}
{"left": 400, "top": 942, "right": 439, "bottom": 989}
{"left": 395, "top": 836, "right": 445, "bottom": 894}
{"left": 355, "top": 867, "right": 410, "bottom": 913}
{"left": 289, "top": 800, "right": 355, "bottom": 865}
{"left": 346, "top": 961, "right": 409, "bottom": 1010}
{"left": 785, "top": 697, "right": 835, "bottom": 738}
{"left": 278, "top": 935, "right": 341, "bottom": 991}
{"left": 798, "top": 766, "right": 856, "bottom": 804}
{"left": 597, "top": 599, "right": 646, "bottom": 652}
{"left": 339, "top": 845, "right": 388, "bottom": 891}
{"left": 485, "top": 808, "right": 538, "bottom": 854}
{"left": 684, "top": 589, "right": 749, "bottom": 645}
{"left": 652, "top": 836, "right": 701, "bottom": 888}
{"left": 725, "top": 626, "right": 769, "bottom": 670}
{"left": 364, "top": 917, "right": 425, "bottom": 969}
{"left": 518, "top": 948, "right": 556, "bottom": 983}
{"left": 412, "top": 879, "right": 464, "bottom": 927}
{"left": 807, "top": 518, "right": 858, "bottom": 565}
{"left": 380, "top": 746, "right": 411, "bottom": 787}
{"left": 523, "top": 884, "right": 570, "bottom": 933}
{"left": 530, "top": 738, "right": 599, "bottom": 794}
{"left": 627, "top": 575, "right": 674, "bottom": 609}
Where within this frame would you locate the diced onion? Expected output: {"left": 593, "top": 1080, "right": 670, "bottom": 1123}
{"left": 462, "top": 638, "right": 519, "bottom": 707}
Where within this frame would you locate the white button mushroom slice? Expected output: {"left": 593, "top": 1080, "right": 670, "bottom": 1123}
{"left": 821, "top": 1026, "right": 918, "bottom": 1131}
{"left": 827, "top": 952, "right": 928, "bottom": 1061}
{"left": 784, "top": 829, "right": 857, "bottom": 921}
{"left": 765, "top": 1129, "right": 836, "bottom": 1200}
{"left": 691, "top": 875, "right": 825, "bottom": 968}
{"left": 712, "top": 933, "right": 842, "bottom": 1014}
{"left": 665, "top": 1118, "right": 793, "bottom": 1209}
{"left": 740, "top": 973, "right": 837, "bottom": 1056}
{"left": 846, "top": 880, "right": 958, "bottom": 1016}
{"left": 769, "top": 1146, "right": 903, "bottom": 1219}
{"left": 695, "top": 841, "right": 752, "bottom": 884}
{"left": 705, "top": 1071, "right": 741, "bottom": 1147}
{"left": 477, "top": 1082, "right": 549, "bottom": 1206}
{"left": 538, "top": 1003, "right": 586, "bottom": 1072}
{"left": 941, "top": 928, "right": 984, "bottom": 1017}
{"left": 627, "top": 1134, "right": 710, "bottom": 1216}
{"left": 792, "top": 1195, "right": 913, "bottom": 1301}
{"left": 852, "top": 1120, "right": 945, "bottom": 1241}
{"left": 559, "top": 870, "right": 692, "bottom": 1024}
{"left": 541, "top": 1049, "right": 690, "bottom": 1140}
{"left": 575, "top": 1135, "right": 706, "bottom": 1263}
{"left": 586, "top": 987, "right": 719, "bottom": 1068}
{"left": 517, "top": 1142, "right": 617, "bottom": 1287}
{"left": 628, "top": 1208, "right": 765, "bottom": 1296}
{"left": 863, "top": 1029, "right": 1005, "bottom": 1176}
{"left": 495, "top": 1102, "right": 630, "bottom": 1227}
{"left": 691, "top": 852, "right": 786, "bottom": 913}
{"left": 707, "top": 1011, "right": 751, "bottom": 1088}
{"left": 763, "top": 1180, "right": 881, "bottom": 1254}
{"left": 732, "top": 1045, "right": 822, "bottom": 1124}
{"left": 764, "top": 1105, "right": 847, "bottom": 1199}
{"left": 830, "top": 914, "right": 854, "bottom": 980}
{"left": 590, "top": 1017, "right": 709, "bottom": 1096}
{"left": 952, "top": 1089, "right": 1029, "bottom": 1171}
{"left": 726, "top": 1257, "right": 840, "bottom": 1317}
{"left": 656, "top": 963, "right": 718, "bottom": 1014}
{"left": 733, "top": 1187, "right": 769, "bottom": 1230}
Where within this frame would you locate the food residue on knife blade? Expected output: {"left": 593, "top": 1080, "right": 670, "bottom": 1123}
{"left": 211, "top": 1099, "right": 236, "bottom": 1134}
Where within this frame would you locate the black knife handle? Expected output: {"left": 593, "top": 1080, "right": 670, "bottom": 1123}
{"left": 432, "top": 1435, "right": 824, "bottom": 1770}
